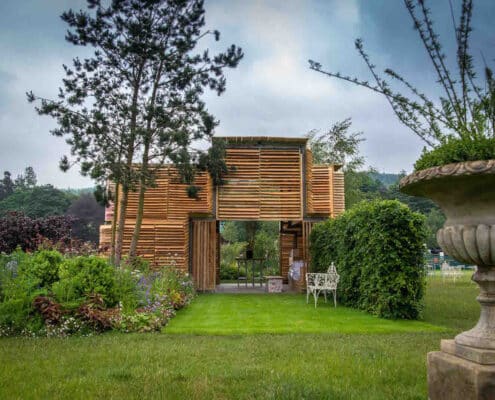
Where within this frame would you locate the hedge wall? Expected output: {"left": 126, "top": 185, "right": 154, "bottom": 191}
{"left": 310, "top": 200, "right": 427, "bottom": 319}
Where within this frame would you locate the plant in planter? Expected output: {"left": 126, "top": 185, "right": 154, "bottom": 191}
{"left": 309, "top": 1, "right": 495, "bottom": 167}
{"left": 309, "top": 1, "right": 495, "bottom": 397}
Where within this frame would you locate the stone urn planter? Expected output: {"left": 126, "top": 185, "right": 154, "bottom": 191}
{"left": 400, "top": 159, "right": 495, "bottom": 399}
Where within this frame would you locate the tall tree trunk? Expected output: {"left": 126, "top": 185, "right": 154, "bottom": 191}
{"left": 114, "top": 62, "right": 145, "bottom": 267}
{"left": 128, "top": 141, "right": 150, "bottom": 258}
{"left": 114, "top": 184, "right": 129, "bottom": 267}
{"left": 110, "top": 180, "right": 120, "bottom": 263}
{"left": 128, "top": 61, "right": 164, "bottom": 260}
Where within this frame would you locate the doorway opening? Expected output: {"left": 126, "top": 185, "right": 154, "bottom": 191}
{"left": 218, "top": 221, "right": 280, "bottom": 290}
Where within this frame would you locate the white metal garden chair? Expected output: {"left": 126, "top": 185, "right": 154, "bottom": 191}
{"left": 306, "top": 263, "right": 340, "bottom": 308}
{"left": 441, "top": 261, "right": 462, "bottom": 282}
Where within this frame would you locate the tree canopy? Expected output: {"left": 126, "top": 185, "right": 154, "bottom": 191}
{"left": 66, "top": 193, "right": 105, "bottom": 244}
{"left": 28, "top": 0, "right": 243, "bottom": 265}
{"left": 0, "top": 185, "right": 74, "bottom": 218}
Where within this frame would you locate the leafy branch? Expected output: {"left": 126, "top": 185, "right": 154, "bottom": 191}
{"left": 309, "top": 0, "right": 494, "bottom": 149}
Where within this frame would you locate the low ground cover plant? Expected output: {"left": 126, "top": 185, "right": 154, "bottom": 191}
{"left": 310, "top": 200, "right": 427, "bottom": 319}
{"left": 0, "top": 249, "right": 194, "bottom": 337}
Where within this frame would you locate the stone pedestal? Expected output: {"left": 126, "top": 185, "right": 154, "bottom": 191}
{"left": 428, "top": 340, "right": 495, "bottom": 400}
{"left": 400, "top": 161, "right": 495, "bottom": 400}
{"left": 265, "top": 276, "right": 283, "bottom": 293}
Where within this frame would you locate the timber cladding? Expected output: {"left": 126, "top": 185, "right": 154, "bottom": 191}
{"left": 217, "top": 147, "right": 303, "bottom": 220}
{"left": 191, "top": 220, "right": 217, "bottom": 291}
{"left": 99, "top": 136, "right": 345, "bottom": 290}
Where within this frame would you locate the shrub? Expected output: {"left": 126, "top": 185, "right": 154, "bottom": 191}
{"left": 76, "top": 294, "right": 117, "bottom": 332}
{"left": 54, "top": 256, "right": 118, "bottom": 306}
{"left": 221, "top": 242, "right": 247, "bottom": 266}
{"left": 220, "top": 263, "right": 238, "bottom": 280}
{"left": 114, "top": 268, "right": 141, "bottom": 313}
{"left": 38, "top": 238, "right": 98, "bottom": 257}
{"left": 0, "top": 212, "right": 74, "bottom": 253}
{"left": 144, "top": 266, "right": 195, "bottom": 308}
{"left": 254, "top": 230, "right": 279, "bottom": 272}
{"left": 310, "top": 200, "right": 427, "bottom": 319}
{"left": 117, "top": 311, "right": 170, "bottom": 333}
{"left": 20, "top": 250, "right": 64, "bottom": 288}
{"left": 0, "top": 298, "right": 42, "bottom": 335}
{"left": 220, "top": 242, "right": 246, "bottom": 281}
{"left": 414, "top": 136, "right": 495, "bottom": 171}
{"left": 0, "top": 250, "right": 47, "bottom": 333}
{"left": 32, "top": 295, "right": 64, "bottom": 326}
{"left": 0, "top": 250, "right": 196, "bottom": 337}
{"left": 112, "top": 266, "right": 195, "bottom": 333}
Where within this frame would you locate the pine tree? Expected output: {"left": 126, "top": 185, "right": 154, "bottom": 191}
{"left": 28, "top": 0, "right": 243, "bottom": 266}
{"left": 24, "top": 166, "right": 37, "bottom": 188}
{"left": 0, "top": 171, "right": 14, "bottom": 201}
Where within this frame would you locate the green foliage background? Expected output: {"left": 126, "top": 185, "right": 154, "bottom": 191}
{"left": 219, "top": 221, "right": 280, "bottom": 280}
{"left": 310, "top": 200, "right": 427, "bottom": 319}
{"left": 0, "top": 168, "right": 104, "bottom": 244}
{"left": 0, "top": 185, "right": 74, "bottom": 218}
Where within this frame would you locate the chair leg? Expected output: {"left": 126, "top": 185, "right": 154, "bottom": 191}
{"left": 323, "top": 290, "right": 327, "bottom": 303}
{"left": 333, "top": 290, "right": 337, "bottom": 307}
{"left": 306, "top": 290, "right": 309, "bottom": 304}
{"left": 314, "top": 290, "right": 318, "bottom": 308}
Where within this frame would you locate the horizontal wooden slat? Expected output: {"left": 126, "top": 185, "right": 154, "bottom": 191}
{"left": 100, "top": 138, "right": 345, "bottom": 290}
{"left": 217, "top": 148, "right": 303, "bottom": 220}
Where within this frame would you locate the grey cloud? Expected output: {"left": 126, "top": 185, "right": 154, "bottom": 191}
{"left": 0, "top": 0, "right": 493, "bottom": 187}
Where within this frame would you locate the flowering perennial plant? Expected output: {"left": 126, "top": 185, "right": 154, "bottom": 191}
{"left": 0, "top": 250, "right": 195, "bottom": 337}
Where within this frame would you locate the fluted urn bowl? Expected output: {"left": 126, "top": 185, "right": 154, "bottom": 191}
{"left": 400, "top": 159, "right": 495, "bottom": 350}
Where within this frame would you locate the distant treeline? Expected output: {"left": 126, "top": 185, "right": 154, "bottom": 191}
{"left": 0, "top": 167, "right": 104, "bottom": 244}
{"left": 368, "top": 172, "right": 401, "bottom": 187}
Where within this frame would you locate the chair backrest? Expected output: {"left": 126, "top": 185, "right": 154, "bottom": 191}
{"left": 326, "top": 263, "right": 340, "bottom": 286}
{"left": 326, "top": 262, "right": 337, "bottom": 274}
{"left": 306, "top": 273, "right": 325, "bottom": 287}
{"left": 306, "top": 270, "right": 339, "bottom": 290}
{"left": 325, "top": 269, "right": 339, "bottom": 289}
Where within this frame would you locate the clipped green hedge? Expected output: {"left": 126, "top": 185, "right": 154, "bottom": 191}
{"left": 310, "top": 200, "right": 427, "bottom": 319}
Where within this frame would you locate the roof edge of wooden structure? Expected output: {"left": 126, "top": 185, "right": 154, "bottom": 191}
{"left": 214, "top": 136, "right": 308, "bottom": 147}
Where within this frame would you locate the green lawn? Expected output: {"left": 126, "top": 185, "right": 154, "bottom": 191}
{"left": 0, "top": 273, "right": 480, "bottom": 400}
{"left": 165, "top": 293, "right": 443, "bottom": 335}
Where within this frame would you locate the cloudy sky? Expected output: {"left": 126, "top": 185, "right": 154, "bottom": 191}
{"left": 1, "top": 0, "right": 494, "bottom": 188}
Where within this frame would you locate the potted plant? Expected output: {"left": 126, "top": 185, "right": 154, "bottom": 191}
{"left": 310, "top": 1, "right": 495, "bottom": 397}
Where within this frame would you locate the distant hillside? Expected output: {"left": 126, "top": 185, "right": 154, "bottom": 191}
{"left": 369, "top": 172, "right": 401, "bottom": 187}
{"left": 62, "top": 187, "right": 95, "bottom": 195}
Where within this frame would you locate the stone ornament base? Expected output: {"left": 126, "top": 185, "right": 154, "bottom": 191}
{"left": 265, "top": 276, "right": 283, "bottom": 293}
{"left": 441, "top": 339, "right": 495, "bottom": 365}
{"left": 428, "top": 349, "right": 495, "bottom": 400}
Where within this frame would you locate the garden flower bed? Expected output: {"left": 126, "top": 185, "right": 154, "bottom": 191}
{"left": 0, "top": 249, "right": 195, "bottom": 337}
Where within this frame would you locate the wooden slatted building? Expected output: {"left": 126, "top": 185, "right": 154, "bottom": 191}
{"left": 100, "top": 136, "right": 344, "bottom": 290}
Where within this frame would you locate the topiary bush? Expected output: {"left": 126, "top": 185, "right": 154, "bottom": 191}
{"left": 310, "top": 200, "right": 427, "bottom": 319}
